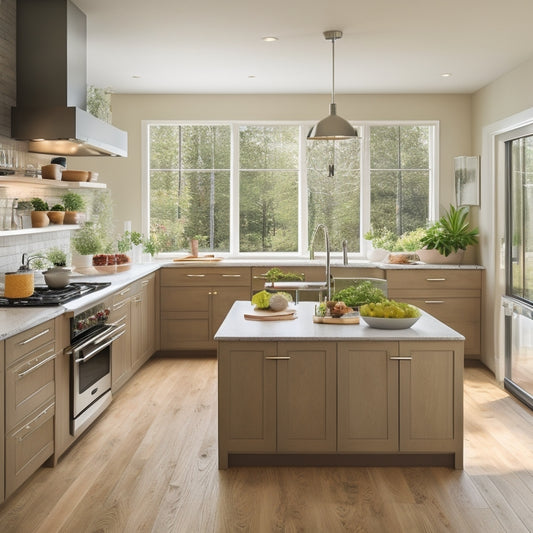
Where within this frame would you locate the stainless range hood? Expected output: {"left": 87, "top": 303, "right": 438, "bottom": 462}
{"left": 11, "top": 0, "right": 127, "bottom": 157}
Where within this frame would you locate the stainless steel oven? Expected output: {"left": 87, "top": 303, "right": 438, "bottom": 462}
{"left": 67, "top": 303, "right": 126, "bottom": 436}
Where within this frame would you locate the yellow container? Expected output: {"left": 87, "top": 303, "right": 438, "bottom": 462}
{"left": 4, "top": 271, "right": 34, "bottom": 298}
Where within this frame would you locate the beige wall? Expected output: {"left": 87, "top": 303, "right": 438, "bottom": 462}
{"left": 74, "top": 93, "right": 472, "bottom": 232}
{"left": 471, "top": 56, "right": 533, "bottom": 374}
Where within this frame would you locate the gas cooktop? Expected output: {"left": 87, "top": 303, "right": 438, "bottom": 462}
{"left": 0, "top": 282, "right": 111, "bottom": 307}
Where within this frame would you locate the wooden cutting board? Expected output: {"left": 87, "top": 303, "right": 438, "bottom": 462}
{"left": 173, "top": 255, "right": 223, "bottom": 262}
{"left": 244, "top": 308, "right": 297, "bottom": 321}
{"left": 313, "top": 315, "right": 360, "bottom": 324}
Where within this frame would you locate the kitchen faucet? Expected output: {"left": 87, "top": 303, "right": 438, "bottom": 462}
{"left": 309, "top": 224, "right": 331, "bottom": 300}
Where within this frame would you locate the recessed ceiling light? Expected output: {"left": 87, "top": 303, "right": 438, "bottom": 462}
{"left": 248, "top": 75, "right": 256, "bottom": 79}
{"left": 132, "top": 75, "right": 141, "bottom": 79}
{"left": 441, "top": 73, "right": 452, "bottom": 78}
{"left": 262, "top": 36, "right": 279, "bottom": 42}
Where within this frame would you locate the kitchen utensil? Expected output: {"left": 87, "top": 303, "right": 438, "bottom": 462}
{"left": 41, "top": 164, "right": 62, "bottom": 180}
{"left": 62, "top": 170, "right": 89, "bottom": 182}
{"left": 43, "top": 267, "right": 70, "bottom": 289}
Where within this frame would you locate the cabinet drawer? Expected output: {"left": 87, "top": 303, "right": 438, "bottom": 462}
{"left": 161, "top": 267, "right": 251, "bottom": 287}
{"left": 387, "top": 269, "right": 481, "bottom": 291}
{"left": 112, "top": 283, "right": 135, "bottom": 307}
{"left": 6, "top": 341, "right": 56, "bottom": 430}
{"left": 6, "top": 401, "right": 55, "bottom": 498}
{"left": 6, "top": 320, "right": 55, "bottom": 366}
{"left": 161, "top": 318, "right": 210, "bottom": 348}
{"left": 161, "top": 286, "right": 210, "bottom": 313}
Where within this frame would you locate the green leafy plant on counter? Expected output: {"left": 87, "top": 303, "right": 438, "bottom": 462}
{"left": 331, "top": 280, "right": 386, "bottom": 307}
{"left": 30, "top": 197, "right": 49, "bottom": 211}
{"left": 142, "top": 235, "right": 160, "bottom": 256}
{"left": 264, "top": 268, "right": 304, "bottom": 283}
{"left": 72, "top": 222, "right": 102, "bottom": 255}
{"left": 364, "top": 227, "right": 425, "bottom": 252}
{"left": 420, "top": 205, "right": 479, "bottom": 256}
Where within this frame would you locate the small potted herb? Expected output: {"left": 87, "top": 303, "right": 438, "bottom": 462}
{"left": 30, "top": 197, "right": 50, "bottom": 228}
{"left": 72, "top": 222, "right": 102, "bottom": 268}
{"left": 44, "top": 248, "right": 70, "bottom": 288}
{"left": 62, "top": 192, "right": 86, "bottom": 224}
{"left": 47, "top": 203, "right": 65, "bottom": 225}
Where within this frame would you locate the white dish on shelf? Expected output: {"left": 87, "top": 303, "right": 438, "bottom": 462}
{"left": 360, "top": 315, "right": 420, "bottom": 329}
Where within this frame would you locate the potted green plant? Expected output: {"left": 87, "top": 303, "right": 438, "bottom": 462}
{"left": 72, "top": 222, "right": 102, "bottom": 268}
{"left": 418, "top": 205, "right": 479, "bottom": 264}
{"left": 30, "top": 197, "right": 50, "bottom": 227}
{"left": 142, "top": 234, "right": 160, "bottom": 258}
{"left": 62, "top": 192, "right": 86, "bottom": 224}
{"left": 47, "top": 203, "right": 65, "bottom": 225}
{"left": 44, "top": 248, "right": 70, "bottom": 288}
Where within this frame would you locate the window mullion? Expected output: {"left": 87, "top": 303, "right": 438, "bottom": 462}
{"left": 299, "top": 125, "right": 308, "bottom": 256}
{"left": 230, "top": 123, "right": 240, "bottom": 255}
{"left": 360, "top": 124, "right": 371, "bottom": 256}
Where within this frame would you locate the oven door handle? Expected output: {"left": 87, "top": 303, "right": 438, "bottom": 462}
{"left": 66, "top": 323, "right": 126, "bottom": 355}
{"left": 73, "top": 329, "right": 126, "bottom": 364}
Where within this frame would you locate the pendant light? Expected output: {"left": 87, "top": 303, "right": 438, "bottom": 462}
{"left": 308, "top": 30, "right": 357, "bottom": 140}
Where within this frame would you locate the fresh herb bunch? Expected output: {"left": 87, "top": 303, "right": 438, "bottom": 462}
{"left": 31, "top": 197, "right": 49, "bottom": 211}
{"left": 62, "top": 192, "right": 85, "bottom": 212}
{"left": 264, "top": 268, "right": 304, "bottom": 283}
{"left": 332, "top": 280, "right": 386, "bottom": 307}
{"left": 46, "top": 248, "right": 67, "bottom": 266}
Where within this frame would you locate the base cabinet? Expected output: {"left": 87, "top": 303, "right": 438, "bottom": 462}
{"left": 219, "top": 339, "right": 463, "bottom": 469}
{"left": 110, "top": 286, "right": 132, "bottom": 392}
{"left": 338, "top": 341, "right": 462, "bottom": 464}
{"left": 161, "top": 268, "right": 251, "bottom": 350}
{"left": 131, "top": 273, "right": 157, "bottom": 372}
{"left": 218, "top": 341, "right": 337, "bottom": 467}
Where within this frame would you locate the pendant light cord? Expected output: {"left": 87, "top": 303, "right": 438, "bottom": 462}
{"left": 331, "top": 36, "right": 336, "bottom": 105}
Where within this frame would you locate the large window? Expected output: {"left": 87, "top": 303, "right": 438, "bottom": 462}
{"left": 146, "top": 121, "right": 437, "bottom": 256}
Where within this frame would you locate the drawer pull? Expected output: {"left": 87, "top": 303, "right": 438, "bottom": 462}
{"left": 265, "top": 356, "right": 291, "bottom": 360}
{"left": 221, "top": 274, "right": 242, "bottom": 278}
{"left": 187, "top": 274, "right": 206, "bottom": 278}
{"left": 133, "top": 297, "right": 142, "bottom": 303}
{"left": 17, "top": 350, "right": 55, "bottom": 378}
{"left": 119, "top": 287, "right": 131, "bottom": 296}
{"left": 113, "top": 299, "right": 130, "bottom": 311}
{"left": 141, "top": 279, "right": 150, "bottom": 286}
{"left": 14, "top": 402, "right": 54, "bottom": 440}
{"left": 424, "top": 300, "right": 445, "bottom": 304}
{"left": 425, "top": 278, "right": 446, "bottom": 282}
{"left": 253, "top": 275, "right": 267, "bottom": 279}
{"left": 18, "top": 328, "right": 50, "bottom": 346}
{"left": 389, "top": 356, "right": 412, "bottom": 361}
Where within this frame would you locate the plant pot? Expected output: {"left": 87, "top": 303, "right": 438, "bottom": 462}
{"left": 71, "top": 253, "right": 93, "bottom": 269}
{"left": 30, "top": 211, "right": 50, "bottom": 228}
{"left": 416, "top": 248, "right": 464, "bottom": 264}
{"left": 367, "top": 247, "right": 388, "bottom": 262}
{"left": 47, "top": 211, "right": 65, "bottom": 224}
{"left": 64, "top": 211, "right": 85, "bottom": 225}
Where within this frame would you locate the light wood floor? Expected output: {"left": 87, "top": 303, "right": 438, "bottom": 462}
{"left": 1, "top": 357, "right": 532, "bottom": 532}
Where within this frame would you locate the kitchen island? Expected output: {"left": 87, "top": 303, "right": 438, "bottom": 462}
{"left": 215, "top": 301, "right": 464, "bottom": 469}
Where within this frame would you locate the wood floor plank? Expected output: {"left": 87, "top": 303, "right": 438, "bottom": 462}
{"left": 1, "top": 358, "right": 532, "bottom": 532}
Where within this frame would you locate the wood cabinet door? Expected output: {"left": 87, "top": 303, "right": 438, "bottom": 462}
{"left": 109, "top": 304, "right": 131, "bottom": 392}
{"left": 218, "top": 342, "right": 277, "bottom": 467}
{"left": 337, "top": 341, "right": 399, "bottom": 452}
{"left": 210, "top": 286, "right": 251, "bottom": 340}
{"left": 276, "top": 342, "right": 337, "bottom": 452}
{"left": 1, "top": 340, "right": 4, "bottom": 504}
{"left": 131, "top": 274, "right": 157, "bottom": 370}
{"left": 398, "top": 340, "right": 463, "bottom": 464}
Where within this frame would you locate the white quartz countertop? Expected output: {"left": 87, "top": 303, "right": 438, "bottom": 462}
{"left": 214, "top": 301, "right": 465, "bottom": 342}
{"left": 0, "top": 263, "right": 159, "bottom": 341}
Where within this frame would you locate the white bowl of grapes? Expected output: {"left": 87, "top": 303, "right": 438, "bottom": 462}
{"left": 359, "top": 300, "right": 421, "bottom": 330}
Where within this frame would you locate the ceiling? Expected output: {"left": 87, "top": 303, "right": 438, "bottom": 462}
{"left": 74, "top": 0, "right": 533, "bottom": 95}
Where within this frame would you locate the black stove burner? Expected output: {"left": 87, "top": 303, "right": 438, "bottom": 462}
{"left": 0, "top": 282, "right": 111, "bottom": 307}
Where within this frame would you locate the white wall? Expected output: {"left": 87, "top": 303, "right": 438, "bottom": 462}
{"left": 73, "top": 93, "right": 472, "bottom": 234}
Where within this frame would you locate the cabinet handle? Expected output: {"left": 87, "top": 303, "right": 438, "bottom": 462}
{"left": 18, "top": 328, "right": 50, "bottom": 345}
{"left": 141, "top": 279, "right": 150, "bottom": 286}
{"left": 389, "top": 356, "right": 412, "bottom": 361}
{"left": 253, "top": 275, "right": 268, "bottom": 279}
{"left": 425, "top": 278, "right": 446, "bottom": 282}
{"left": 119, "top": 287, "right": 131, "bottom": 296}
{"left": 133, "top": 297, "right": 142, "bottom": 303}
{"left": 187, "top": 274, "right": 206, "bottom": 277}
{"left": 424, "top": 300, "right": 444, "bottom": 304}
{"left": 17, "top": 350, "right": 55, "bottom": 378}
{"left": 113, "top": 299, "right": 129, "bottom": 311}
{"left": 221, "top": 274, "right": 241, "bottom": 278}
{"left": 265, "top": 356, "right": 291, "bottom": 360}
{"left": 13, "top": 402, "right": 54, "bottom": 441}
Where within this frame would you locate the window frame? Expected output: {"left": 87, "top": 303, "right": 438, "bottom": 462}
{"left": 142, "top": 119, "right": 439, "bottom": 258}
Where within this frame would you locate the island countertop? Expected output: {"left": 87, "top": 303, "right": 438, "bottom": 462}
{"left": 214, "top": 300, "right": 465, "bottom": 342}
